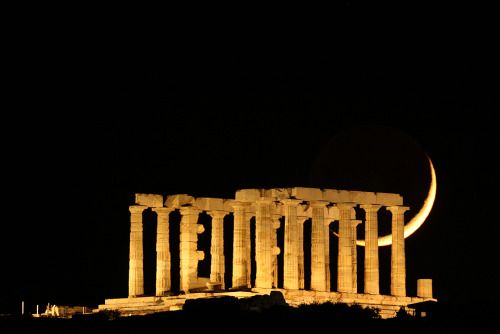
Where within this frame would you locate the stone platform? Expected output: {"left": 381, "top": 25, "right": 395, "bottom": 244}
{"left": 99, "top": 289, "right": 435, "bottom": 319}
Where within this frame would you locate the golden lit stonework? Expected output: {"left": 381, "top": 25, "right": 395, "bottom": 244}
{"left": 99, "top": 186, "right": 436, "bottom": 318}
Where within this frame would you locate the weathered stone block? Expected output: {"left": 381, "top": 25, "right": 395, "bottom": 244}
{"left": 235, "top": 189, "right": 262, "bottom": 202}
{"left": 270, "top": 188, "right": 292, "bottom": 200}
{"left": 292, "top": 187, "right": 323, "bottom": 201}
{"left": 375, "top": 192, "right": 403, "bottom": 206}
{"left": 194, "top": 197, "right": 225, "bottom": 211}
{"left": 135, "top": 193, "right": 164, "bottom": 208}
{"left": 165, "top": 194, "right": 195, "bottom": 208}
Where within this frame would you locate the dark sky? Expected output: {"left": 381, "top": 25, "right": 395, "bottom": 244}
{"left": 2, "top": 13, "right": 498, "bottom": 314}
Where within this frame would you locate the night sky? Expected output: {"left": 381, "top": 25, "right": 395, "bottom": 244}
{"left": 2, "top": 15, "right": 498, "bottom": 314}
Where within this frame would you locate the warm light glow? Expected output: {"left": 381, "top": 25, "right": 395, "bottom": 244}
{"left": 357, "top": 156, "right": 437, "bottom": 247}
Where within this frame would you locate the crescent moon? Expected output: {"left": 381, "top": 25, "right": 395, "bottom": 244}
{"left": 356, "top": 156, "right": 437, "bottom": 247}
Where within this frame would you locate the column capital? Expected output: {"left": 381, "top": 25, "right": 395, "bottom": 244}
{"left": 179, "top": 206, "right": 201, "bottom": 216}
{"left": 280, "top": 198, "right": 303, "bottom": 206}
{"left": 336, "top": 202, "right": 357, "bottom": 210}
{"left": 386, "top": 205, "right": 410, "bottom": 214}
{"left": 208, "top": 210, "right": 228, "bottom": 219}
{"left": 152, "top": 207, "right": 174, "bottom": 215}
{"left": 360, "top": 204, "right": 382, "bottom": 212}
{"left": 129, "top": 205, "right": 148, "bottom": 214}
{"left": 309, "top": 200, "right": 329, "bottom": 208}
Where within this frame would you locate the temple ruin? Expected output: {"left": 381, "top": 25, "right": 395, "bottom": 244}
{"left": 99, "top": 187, "right": 435, "bottom": 318}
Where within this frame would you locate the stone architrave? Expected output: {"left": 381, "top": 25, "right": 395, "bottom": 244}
{"left": 310, "top": 201, "right": 330, "bottom": 292}
{"left": 152, "top": 207, "right": 174, "bottom": 296}
{"left": 337, "top": 203, "right": 357, "bottom": 293}
{"left": 208, "top": 210, "right": 227, "bottom": 288}
{"left": 255, "top": 197, "right": 274, "bottom": 288}
{"left": 128, "top": 205, "right": 147, "bottom": 297}
{"left": 282, "top": 199, "right": 302, "bottom": 290}
{"left": 387, "top": 205, "right": 410, "bottom": 297}
{"left": 360, "top": 204, "right": 381, "bottom": 295}
{"left": 232, "top": 202, "right": 251, "bottom": 288}
{"left": 179, "top": 206, "right": 202, "bottom": 293}
{"left": 351, "top": 220, "right": 362, "bottom": 293}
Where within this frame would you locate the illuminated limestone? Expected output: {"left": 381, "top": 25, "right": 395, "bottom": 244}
{"left": 128, "top": 205, "right": 147, "bottom": 297}
{"left": 361, "top": 204, "right": 381, "bottom": 294}
{"left": 271, "top": 213, "right": 281, "bottom": 288}
{"left": 208, "top": 210, "right": 227, "bottom": 289}
{"left": 388, "top": 205, "right": 410, "bottom": 297}
{"left": 337, "top": 203, "right": 356, "bottom": 293}
{"left": 152, "top": 207, "right": 174, "bottom": 296}
{"left": 417, "top": 279, "right": 433, "bottom": 298}
{"left": 179, "top": 206, "right": 203, "bottom": 293}
{"left": 232, "top": 201, "right": 251, "bottom": 288}
{"left": 107, "top": 186, "right": 434, "bottom": 318}
{"left": 351, "top": 219, "right": 361, "bottom": 292}
{"left": 310, "top": 201, "right": 329, "bottom": 292}
{"left": 255, "top": 198, "right": 274, "bottom": 289}
{"left": 282, "top": 199, "right": 302, "bottom": 290}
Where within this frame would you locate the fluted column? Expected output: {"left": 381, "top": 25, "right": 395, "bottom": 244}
{"left": 388, "top": 206, "right": 409, "bottom": 297}
{"left": 179, "top": 206, "right": 202, "bottom": 293}
{"left": 255, "top": 197, "right": 274, "bottom": 288}
{"left": 360, "top": 204, "right": 381, "bottom": 295}
{"left": 208, "top": 210, "right": 227, "bottom": 288}
{"left": 311, "top": 201, "right": 330, "bottom": 291}
{"left": 271, "top": 214, "right": 281, "bottom": 288}
{"left": 282, "top": 199, "right": 302, "bottom": 290}
{"left": 232, "top": 202, "right": 251, "bottom": 288}
{"left": 337, "top": 203, "right": 356, "bottom": 293}
{"left": 351, "top": 219, "right": 361, "bottom": 293}
{"left": 128, "top": 205, "right": 147, "bottom": 297}
{"left": 298, "top": 216, "right": 307, "bottom": 289}
{"left": 153, "top": 207, "right": 174, "bottom": 296}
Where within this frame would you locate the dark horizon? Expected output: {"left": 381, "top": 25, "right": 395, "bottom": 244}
{"left": 2, "top": 27, "right": 498, "bottom": 315}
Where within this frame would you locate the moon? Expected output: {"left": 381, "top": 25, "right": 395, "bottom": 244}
{"left": 356, "top": 156, "right": 437, "bottom": 247}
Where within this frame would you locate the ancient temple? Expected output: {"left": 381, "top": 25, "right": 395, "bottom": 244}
{"left": 99, "top": 187, "right": 435, "bottom": 318}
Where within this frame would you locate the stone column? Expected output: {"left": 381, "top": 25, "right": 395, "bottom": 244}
{"left": 128, "top": 205, "right": 147, "bottom": 297}
{"left": 387, "top": 205, "right": 409, "bottom": 297}
{"left": 282, "top": 199, "right": 302, "bottom": 290}
{"left": 271, "top": 214, "right": 281, "bottom": 288}
{"left": 297, "top": 216, "right": 307, "bottom": 290}
{"left": 360, "top": 204, "right": 381, "bottom": 295}
{"left": 232, "top": 202, "right": 251, "bottom": 288}
{"left": 208, "top": 210, "right": 227, "bottom": 288}
{"left": 255, "top": 197, "right": 274, "bottom": 288}
{"left": 351, "top": 219, "right": 361, "bottom": 293}
{"left": 152, "top": 207, "right": 174, "bottom": 296}
{"left": 179, "top": 206, "right": 202, "bottom": 293}
{"left": 310, "top": 201, "right": 330, "bottom": 292}
{"left": 337, "top": 203, "right": 356, "bottom": 293}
